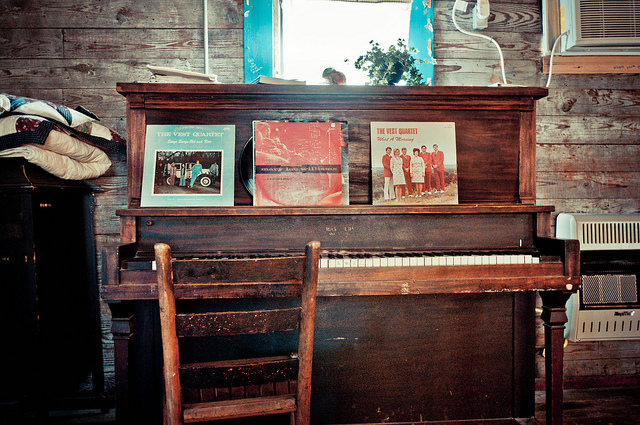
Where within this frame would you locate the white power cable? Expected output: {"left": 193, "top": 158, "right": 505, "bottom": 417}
{"left": 452, "top": 0, "right": 507, "bottom": 85}
{"left": 204, "top": 0, "right": 209, "bottom": 75}
{"left": 545, "top": 31, "right": 569, "bottom": 88}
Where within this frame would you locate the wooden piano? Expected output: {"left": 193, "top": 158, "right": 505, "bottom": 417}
{"left": 102, "top": 84, "right": 580, "bottom": 425}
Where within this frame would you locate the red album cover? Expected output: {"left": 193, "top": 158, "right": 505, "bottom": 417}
{"left": 253, "top": 121, "right": 345, "bottom": 206}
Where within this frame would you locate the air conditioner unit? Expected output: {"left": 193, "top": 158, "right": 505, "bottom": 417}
{"left": 560, "top": 0, "right": 640, "bottom": 54}
{"left": 556, "top": 213, "right": 640, "bottom": 341}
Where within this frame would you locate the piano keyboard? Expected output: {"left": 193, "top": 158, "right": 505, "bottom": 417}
{"left": 150, "top": 251, "right": 540, "bottom": 271}
{"left": 319, "top": 251, "right": 539, "bottom": 269}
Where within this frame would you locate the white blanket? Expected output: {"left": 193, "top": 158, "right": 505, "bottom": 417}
{"left": 0, "top": 128, "right": 111, "bottom": 180}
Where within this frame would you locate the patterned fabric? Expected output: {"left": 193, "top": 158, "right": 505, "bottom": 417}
{"left": 2, "top": 93, "right": 95, "bottom": 127}
{"left": 0, "top": 94, "right": 126, "bottom": 179}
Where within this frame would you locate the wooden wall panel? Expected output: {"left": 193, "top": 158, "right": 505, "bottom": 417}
{"left": 63, "top": 28, "right": 243, "bottom": 59}
{"left": 537, "top": 172, "right": 640, "bottom": 200}
{"left": 0, "top": 0, "right": 242, "bottom": 29}
{"left": 435, "top": 0, "right": 542, "bottom": 34}
{"left": 435, "top": 31, "right": 543, "bottom": 60}
{"left": 0, "top": 28, "right": 63, "bottom": 59}
{"left": 532, "top": 0, "right": 640, "bottom": 381}
{"left": 538, "top": 115, "right": 640, "bottom": 145}
{"left": 0, "top": 58, "right": 243, "bottom": 89}
{"left": 539, "top": 89, "right": 640, "bottom": 117}
{"left": 435, "top": 58, "right": 544, "bottom": 86}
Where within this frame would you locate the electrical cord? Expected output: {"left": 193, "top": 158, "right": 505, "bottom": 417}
{"left": 546, "top": 31, "right": 569, "bottom": 88}
{"left": 452, "top": 0, "right": 507, "bottom": 85}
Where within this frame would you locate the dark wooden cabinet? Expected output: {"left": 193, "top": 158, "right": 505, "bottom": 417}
{"left": 0, "top": 159, "right": 104, "bottom": 416}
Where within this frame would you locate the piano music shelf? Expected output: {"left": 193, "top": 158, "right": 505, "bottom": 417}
{"left": 117, "top": 203, "right": 555, "bottom": 217}
{"left": 117, "top": 83, "right": 548, "bottom": 208}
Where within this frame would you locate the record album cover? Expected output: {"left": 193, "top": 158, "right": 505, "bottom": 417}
{"left": 253, "top": 121, "right": 347, "bottom": 206}
{"left": 371, "top": 121, "right": 457, "bottom": 205}
{"left": 141, "top": 124, "right": 235, "bottom": 207}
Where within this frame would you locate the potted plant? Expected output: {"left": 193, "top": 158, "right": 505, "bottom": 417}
{"left": 351, "top": 39, "right": 425, "bottom": 86}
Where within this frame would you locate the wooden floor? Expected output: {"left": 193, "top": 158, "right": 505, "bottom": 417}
{"left": 4, "top": 387, "right": 639, "bottom": 424}
{"left": 536, "top": 387, "right": 640, "bottom": 425}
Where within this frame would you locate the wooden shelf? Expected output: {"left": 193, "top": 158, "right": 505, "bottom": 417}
{"left": 116, "top": 203, "right": 555, "bottom": 217}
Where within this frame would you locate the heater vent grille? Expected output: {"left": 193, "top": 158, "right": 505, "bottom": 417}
{"left": 556, "top": 213, "right": 640, "bottom": 250}
{"left": 577, "top": 311, "right": 640, "bottom": 340}
{"left": 579, "top": 220, "right": 640, "bottom": 250}
{"left": 582, "top": 274, "right": 638, "bottom": 305}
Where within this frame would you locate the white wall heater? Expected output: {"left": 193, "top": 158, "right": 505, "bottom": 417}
{"left": 556, "top": 213, "right": 640, "bottom": 341}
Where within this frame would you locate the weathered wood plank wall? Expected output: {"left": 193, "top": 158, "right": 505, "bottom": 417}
{"left": 1, "top": 0, "right": 638, "bottom": 394}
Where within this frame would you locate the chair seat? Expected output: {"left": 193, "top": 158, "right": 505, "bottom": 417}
{"left": 183, "top": 394, "right": 297, "bottom": 423}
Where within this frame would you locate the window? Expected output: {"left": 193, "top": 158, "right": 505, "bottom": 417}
{"left": 244, "top": 0, "right": 434, "bottom": 85}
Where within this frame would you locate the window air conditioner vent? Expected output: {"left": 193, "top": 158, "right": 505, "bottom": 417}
{"left": 579, "top": 0, "right": 640, "bottom": 40}
{"left": 560, "top": 0, "right": 640, "bottom": 53}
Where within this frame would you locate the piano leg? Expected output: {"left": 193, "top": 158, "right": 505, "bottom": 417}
{"left": 539, "top": 291, "right": 572, "bottom": 425}
{"left": 108, "top": 303, "right": 134, "bottom": 425}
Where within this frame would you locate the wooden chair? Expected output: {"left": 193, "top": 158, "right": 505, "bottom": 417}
{"left": 154, "top": 241, "right": 321, "bottom": 425}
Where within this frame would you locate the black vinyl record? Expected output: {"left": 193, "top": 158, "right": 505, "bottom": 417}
{"left": 239, "top": 137, "right": 254, "bottom": 196}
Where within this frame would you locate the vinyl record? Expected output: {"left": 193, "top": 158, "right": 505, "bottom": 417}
{"left": 239, "top": 137, "right": 254, "bottom": 196}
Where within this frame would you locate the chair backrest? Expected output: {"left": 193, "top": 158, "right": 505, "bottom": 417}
{"left": 155, "top": 241, "right": 321, "bottom": 425}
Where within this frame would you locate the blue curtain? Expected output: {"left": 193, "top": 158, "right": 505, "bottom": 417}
{"left": 408, "top": 0, "right": 435, "bottom": 85}
{"left": 243, "top": 0, "right": 274, "bottom": 83}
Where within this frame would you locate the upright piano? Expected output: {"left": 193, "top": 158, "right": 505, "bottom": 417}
{"left": 102, "top": 84, "right": 580, "bottom": 425}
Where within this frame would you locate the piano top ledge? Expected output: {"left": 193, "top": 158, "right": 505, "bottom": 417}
{"left": 116, "top": 204, "right": 555, "bottom": 217}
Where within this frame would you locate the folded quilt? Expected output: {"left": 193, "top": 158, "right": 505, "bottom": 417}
{"left": 0, "top": 93, "right": 126, "bottom": 180}
{"left": 0, "top": 127, "right": 112, "bottom": 180}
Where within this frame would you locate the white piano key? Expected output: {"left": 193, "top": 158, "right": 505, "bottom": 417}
{"left": 323, "top": 251, "right": 542, "bottom": 269}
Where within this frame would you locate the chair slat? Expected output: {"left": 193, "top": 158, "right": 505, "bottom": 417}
{"left": 180, "top": 355, "right": 298, "bottom": 389}
{"left": 176, "top": 307, "right": 301, "bottom": 337}
{"left": 183, "top": 394, "right": 296, "bottom": 423}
